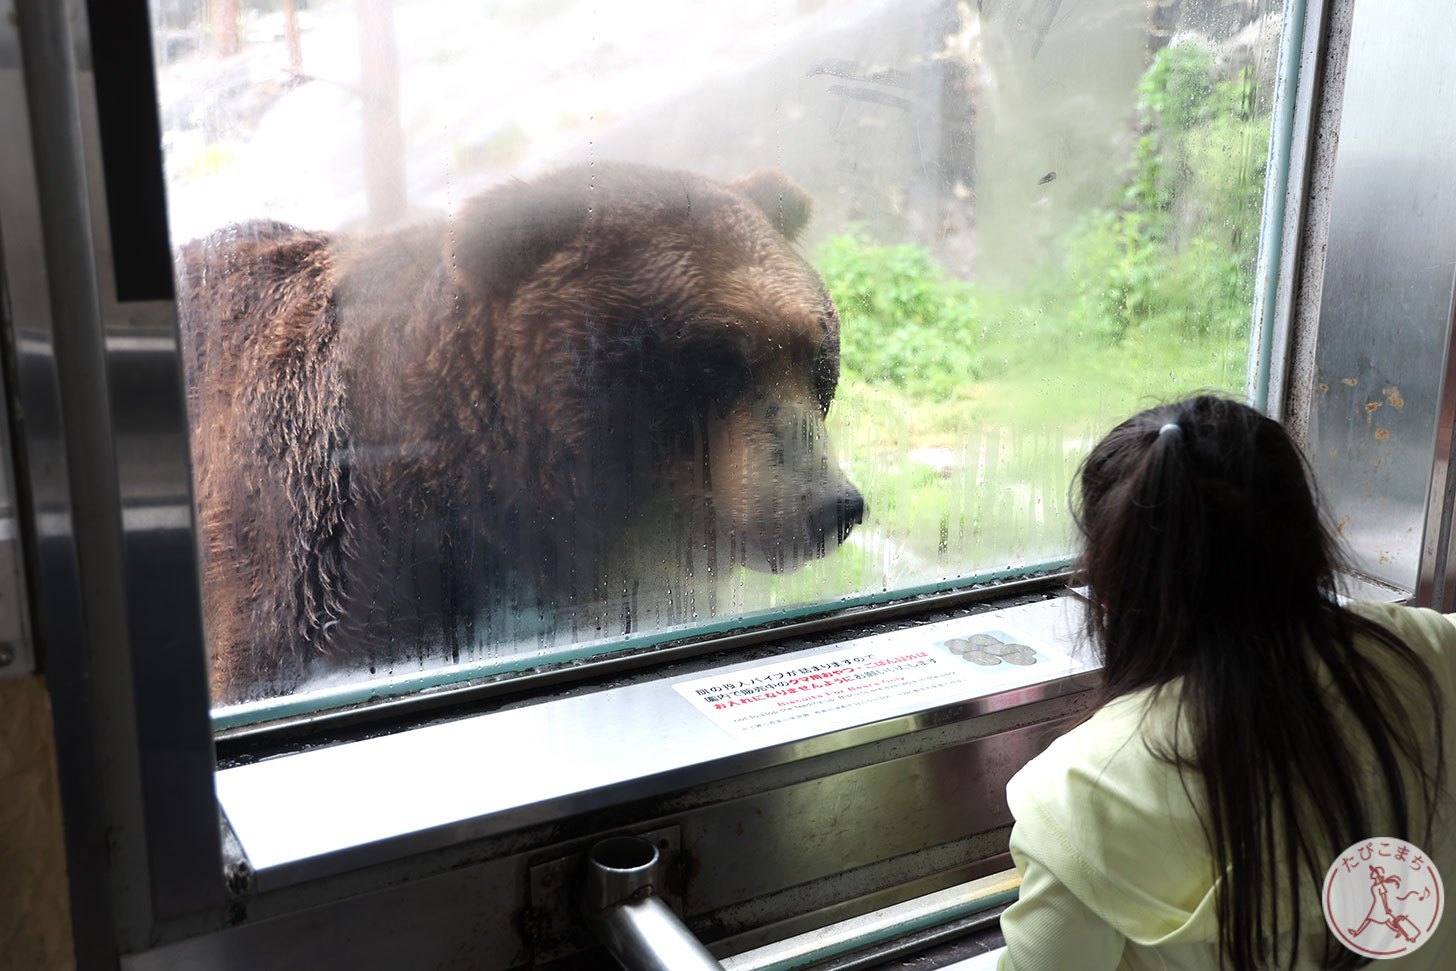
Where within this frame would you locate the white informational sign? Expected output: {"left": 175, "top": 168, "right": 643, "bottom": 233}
{"left": 672, "top": 614, "right": 1084, "bottom": 743}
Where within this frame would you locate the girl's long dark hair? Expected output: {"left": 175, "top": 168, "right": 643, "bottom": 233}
{"left": 1075, "top": 395, "right": 1445, "bottom": 970}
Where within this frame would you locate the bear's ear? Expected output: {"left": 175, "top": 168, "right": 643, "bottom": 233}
{"left": 448, "top": 176, "right": 592, "bottom": 297}
{"left": 731, "top": 171, "right": 813, "bottom": 242}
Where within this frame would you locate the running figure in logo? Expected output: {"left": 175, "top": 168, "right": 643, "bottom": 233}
{"left": 1349, "top": 864, "right": 1431, "bottom": 943}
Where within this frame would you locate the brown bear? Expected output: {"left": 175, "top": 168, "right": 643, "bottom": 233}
{"left": 177, "top": 164, "right": 864, "bottom": 704}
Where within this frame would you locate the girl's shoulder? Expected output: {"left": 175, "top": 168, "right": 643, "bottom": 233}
{"left": 1005, "top": 687, "right": 1219, "bottom": 939}
{"left": 1347, "top": 599, "right": 1456, "bottom": 682}
{"left": 1008, "top": 599, "right": 1456, "bottom": 837}
{"left": 1023, "top": 686, "right": 1175, "bottom": 776}
{"left": 1007, "top": 686, "right": 1197, "bottom": 834}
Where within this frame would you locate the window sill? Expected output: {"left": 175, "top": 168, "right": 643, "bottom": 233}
{"left": 215, "top": 595, "right": 1099, "bottom": 891}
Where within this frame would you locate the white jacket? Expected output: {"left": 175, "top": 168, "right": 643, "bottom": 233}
{"left": 998, "top": 601, "right": 1456, "bottom": 970}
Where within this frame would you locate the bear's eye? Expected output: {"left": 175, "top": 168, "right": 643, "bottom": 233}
{"left": 689, "top": 345, "right": 751, "bottom": 403}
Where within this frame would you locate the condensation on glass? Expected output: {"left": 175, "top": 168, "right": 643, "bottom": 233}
{"left": 149, "top": 0, "right": 1285, "bottom": 713}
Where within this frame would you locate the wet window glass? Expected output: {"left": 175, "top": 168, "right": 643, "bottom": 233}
{"left": 150, "top": 0, "right": 1286, "bottom": 714}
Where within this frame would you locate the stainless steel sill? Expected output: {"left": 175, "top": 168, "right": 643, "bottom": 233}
{"left": 216, "top": 596, "right": 1099, "bottom": 891}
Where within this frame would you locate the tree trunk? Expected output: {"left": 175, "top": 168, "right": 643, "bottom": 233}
{"left": 355, "top": 0, "right": 407, "bottom": 226}
{"left": 282, "top": 0, "right": 304, "bottom": 73}
{"left": 210, "top": 0, "right": 241, "bottom": 58}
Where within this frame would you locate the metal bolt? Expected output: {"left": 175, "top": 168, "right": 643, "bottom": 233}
{"left": 0, "top": 642, "right": 14, "bottom": 667}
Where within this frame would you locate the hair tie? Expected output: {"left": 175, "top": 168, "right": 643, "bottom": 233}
{"left": 1159, "top": 422, "right": 1183, "bottom": 440}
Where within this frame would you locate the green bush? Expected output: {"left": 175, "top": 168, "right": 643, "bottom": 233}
{"left": 816, "top": 235, "right": 1003, "bottom": 399}
{"left": 1066, "top": 43, "right": 1267, "bottom": 342}
{"left": 1137, "top": 42, "right": 1219, "bottom": 131}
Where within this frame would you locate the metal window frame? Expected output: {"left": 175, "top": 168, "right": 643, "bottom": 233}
{"left": 8, "top": 0, "right": 220, "bottom": 960}
{"left": 1252, "top": 0, "right": 1326, "bottom": 418}
{"left": 1, "top": 0, "right": 1327, "bottom": 967}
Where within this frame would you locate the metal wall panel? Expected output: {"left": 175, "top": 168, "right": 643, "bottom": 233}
{"left": 1305, "top": 0, "right": 1456, "bottom": 593}
{"left": 682, "top": 719, "right": 1057, "bottom": 914}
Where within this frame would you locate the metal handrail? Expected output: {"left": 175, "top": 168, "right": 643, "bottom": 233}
{"left": 722, "top": 869, "right": 1020, "bottom": 971}
{"left": 584, "top": 836, "right": 724, "bottom": 971}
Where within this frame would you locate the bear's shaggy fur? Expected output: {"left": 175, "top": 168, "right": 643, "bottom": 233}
{"left": 178, "top": 164, "right": 863, "bottom": 703}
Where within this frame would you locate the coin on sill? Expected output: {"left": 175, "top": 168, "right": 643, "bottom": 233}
{"left": 943, "top": 638, "right": 974, "bottom": 654}
{"left": 967, "top": 633, "right": 1004, "bottom": 649}
{"left": 1000, "top": 650, "right": 1038, "bottom": 665}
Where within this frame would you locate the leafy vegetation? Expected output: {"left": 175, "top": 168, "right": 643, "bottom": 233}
{"left": 1065, "top": 43, "right": 1267, "bottom": 344}
{"left": 817, "top": 237, "right": 1001, "bottom": 396}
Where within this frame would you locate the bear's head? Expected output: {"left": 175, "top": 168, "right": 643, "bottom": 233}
{"left": 446, "top": 164, "right": 864, "bottom": 585}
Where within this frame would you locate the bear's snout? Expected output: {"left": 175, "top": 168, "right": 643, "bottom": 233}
{"left": 810, "top": 485, "right": 865, "bottom": 546}
{"left": 703, "top": 393, "right": 863, "bottom": 575}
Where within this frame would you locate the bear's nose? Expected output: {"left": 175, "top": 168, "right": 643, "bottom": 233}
{"left": 826, "top": 485, "right": 865, "bottom": 543}
{"left": 841, "top": 486, "right": 866, "bottom": 536}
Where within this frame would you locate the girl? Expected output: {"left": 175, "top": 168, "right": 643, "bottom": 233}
{"left": 998, "top": 396, "right": 1453, "bottom": 970}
